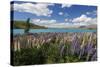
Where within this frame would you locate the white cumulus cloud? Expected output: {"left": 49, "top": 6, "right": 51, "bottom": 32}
{"left": 72, "top": 14, "right": 97, "bottom": 25}
{"left": 31, "top": 19, "right": 80, "bottom": 28}
{"left": 65, "top": 19, "right": 68, "bottom": 22}
{"left": 86, "top": 10, "right": 97, "bottom": 16}
{"left": 59, "top": 12, "right": 63, "bottom": 15}
{"left": 12, "top": 2, "right": 54, "bottom": 16}
{"left": 31, "top": 14, "right": 97, "bottom": 28}
{"left": 32, "top": 19, "right": 56, "bottom": 25}
{"left": 61, "top": 4, "right": 72, "bottom": 8}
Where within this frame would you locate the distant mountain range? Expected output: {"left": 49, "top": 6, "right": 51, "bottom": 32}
{"left": 13, "top": 21, "right": 46, "bottom": 29}
{"left": 62, "top": 24, "right": 97, "bottom": 30}
{"left": 79, "top": 24, "right": 97, "bottom": 29}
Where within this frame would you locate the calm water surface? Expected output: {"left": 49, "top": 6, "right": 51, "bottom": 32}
{"left": 13, "top": 29, "right": 97, "bottom": 35}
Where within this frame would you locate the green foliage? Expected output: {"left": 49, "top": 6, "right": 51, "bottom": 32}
{"left": 12, "top": 42, "right": 87, "bottom": 66}
{"left": 13, "top": 20, "right": 46, "bottom": 29}
{"left": 13, "top": 47, "right": 46, "bottom": 66}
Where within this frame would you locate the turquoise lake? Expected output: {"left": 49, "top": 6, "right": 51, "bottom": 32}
{"left": 13, "top": 29, "right": 97, "bottom": 35}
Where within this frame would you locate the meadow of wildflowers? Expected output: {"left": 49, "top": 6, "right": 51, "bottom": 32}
{"left": 11, "top": 32, "right": 97, "bottom": 66}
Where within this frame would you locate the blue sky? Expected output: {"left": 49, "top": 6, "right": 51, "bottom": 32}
{"left": 11, "top": 1, "right": 97, "bottom": 28}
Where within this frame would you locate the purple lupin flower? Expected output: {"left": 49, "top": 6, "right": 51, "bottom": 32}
{"left": 71, "top": 33, "right": 80, "bottom": 55}
{"left": 71, "top": 33, "right": 77, "bottom": 55}
{"left": 79, "top": 46, "right": 85, "bottom": 59}
{"left": 59, "top": 44, "right": 65, "bottom": 56}
{"left": 91, "top": 51, "right": 97, "bottom": 61}
{"left": 85, "top": 34, "right": 95, "bottom": 60}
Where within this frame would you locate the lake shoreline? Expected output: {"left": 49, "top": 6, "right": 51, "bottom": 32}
{"left": 13, "top": 29, "right": 97, "bottom": 35}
